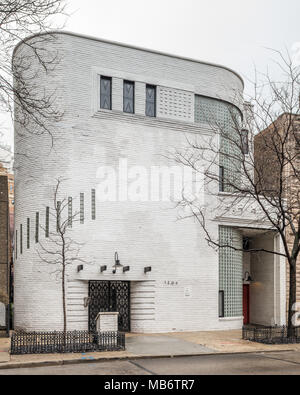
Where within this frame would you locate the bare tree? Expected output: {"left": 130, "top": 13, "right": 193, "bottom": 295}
{"left": 37, "top": 178, "right": 85, "bottom": 334}
{"left": 0, "top": 0, "right": 67, "bottom": 145}
{"left": 174, "top": 51, "right": 300, "bottom": 336}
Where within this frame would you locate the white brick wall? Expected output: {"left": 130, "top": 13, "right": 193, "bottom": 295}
{"left": 14, "top": 31, "right": 250, "bottom": 332}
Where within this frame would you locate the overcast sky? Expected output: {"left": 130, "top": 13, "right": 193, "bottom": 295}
{"left": 1, "top": 0, "right": 300, "bottom": 149}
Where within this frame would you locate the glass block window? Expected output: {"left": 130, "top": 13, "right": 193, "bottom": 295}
{"left": 68, "top": 197, "right": 72, "bottom": 227}
{"left": 195, "top": 95, "right": 242, "bottom": 192}
{"left": 35, "top": 212, "right": 39, "bottom": 243}
{"left": 123, "top": 80, "right": 135, "bottom": 114}
{"left": 219, "top": 226, "right": 243, "bottom": 318}
{"left": 100, "top": 76, "right": 112, "bottom": 110}
{"left": 56, "top": 201, "right": 61, "bottom": 233}
{"left": 45, "top": 207, "right": 49, "bottom": 238}
{"left": 20, "top": 224, "right": 23, "bottom": 254}
{"left": 91, "top": 189, "right": 96, "bottom": 220}
{"left": 80, "top": 193, "right": 84, "bottom": 224}
{"left": 27, "top": 218, "right": 30, "bottom": 249}
{"left": 146, "top": 85, "right": 156, "bottom": 117}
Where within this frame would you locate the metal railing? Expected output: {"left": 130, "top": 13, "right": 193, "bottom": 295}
{"left": 11, "top": 330, "right": 125, "bottom": 355}
{"left": 243, "top": 326, "right": 300, "bottom": 344}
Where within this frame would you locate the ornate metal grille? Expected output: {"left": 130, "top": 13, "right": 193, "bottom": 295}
{"left": 89, "top": 281, "right": 130, "bottom": 332}
{"left": 11, "top": 330, "right": 125, "bottom": 355}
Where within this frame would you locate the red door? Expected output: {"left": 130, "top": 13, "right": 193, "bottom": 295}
{"left": 243, "top": 284, "right": 250, "bottom": 325}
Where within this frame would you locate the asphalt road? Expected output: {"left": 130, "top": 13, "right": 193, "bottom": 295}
{"left": 1, "top": 351, "right": 300, "bottom": 375}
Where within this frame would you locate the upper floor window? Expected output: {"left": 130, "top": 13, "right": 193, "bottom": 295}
{"left": 100, "top": 76, "right": 112, "bottom": 110}
{"left": 241, "top": 129, "right": 249, "bottom": 154}
{"left": 146, "top": 85, "right": 156, "bottom": 117}
{"left": 123, "top": 80, "right": 135, "bottom": 114}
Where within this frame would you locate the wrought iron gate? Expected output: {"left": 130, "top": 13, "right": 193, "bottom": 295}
{"left": 88, "top": 281, "right": 130, "bottom": 332}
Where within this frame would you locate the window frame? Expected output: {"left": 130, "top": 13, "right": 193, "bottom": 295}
{"left": 100, "top": 75, "right": 112, "bottom": 110}
{"left": 123, "top": 80, "right": 135, "bottom": 114}
{"left": 145, "top": 84, "right": 156, "bottom": 117}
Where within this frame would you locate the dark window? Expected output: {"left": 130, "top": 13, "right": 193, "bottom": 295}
{"left": 123, "top": 80, "right": 135, "bottom": 114}
{"left": 15, "top": 230, "right": 18, "bottom": 260}
{"left": 80, "top": 193, "right": 84, "bottom": 224}
{"left": 146, "top": 85, "right": 156, "bottom": 117}
{"left": 35, "top": 212, "right": 39, "bottom": 243}
{"left": 100, "top": 76, "right": 112, "bottom": 110}
{"left": 219, "top": 290, "right": 225, "bottom": 318}
{"left": 20, "top": 224, "right": 23, "bottom": 254}
{"left": 241, "top": 129, "right": 249, "bottom": 154}
{"left": 27, "top": 218, "right": 30, "bottom": 249}
{"left": 219, "top": 166, "right": 225, "bottom": 192}
{"left": 91, "top": 189, "right": 96, "bottom": 220}
{"left": 45, "top": 207, "right": 49, "bottom": 238}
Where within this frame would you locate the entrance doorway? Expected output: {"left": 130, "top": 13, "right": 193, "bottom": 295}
{"left": 88, "top": 281, "right": 130, "bottom": 332}
{"left": 243, "top": 284, "right": 250, "bottom": 325}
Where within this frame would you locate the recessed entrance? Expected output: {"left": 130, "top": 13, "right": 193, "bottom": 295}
{"left": 88, "top": 281, "right": 130, "bottom": 332}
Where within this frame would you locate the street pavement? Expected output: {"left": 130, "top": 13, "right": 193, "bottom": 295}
{"left": 1, "top": 351, "right": 300, "bottom": 375}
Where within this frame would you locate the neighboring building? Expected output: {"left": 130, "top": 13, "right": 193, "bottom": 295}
{"left": 0, "top": 174, "right": 9, "bottom": 329}
{"left": 255, "top": 113, "right": 300, "bottom": 315}
{"left": 13, "top": 32, "right": 286, "bottom": 333}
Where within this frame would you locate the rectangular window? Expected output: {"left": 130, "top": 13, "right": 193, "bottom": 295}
{"left": 123, "top": 80, "right": 135, "bottom": 114}
{"left": 20, "top": 224, "right": 23, "bottom": 254}
{"left": 15, "top": 230, "right": 18, "bottom": 260}
{"left": 219, "top": 166, "right": 225, "bottom": 192}
{"left": 35, "top": 212, "right": 39, "bottom": 243}
{"left": 56, "top": 201, "right": 61, "bottom": 233}
{"left": 219, "top": 290, "right": 225, "bottom": 318}
{"left": 45, "top": 207, "right": 49, "bottom": 238}
{"left": 241, "top": 129, "right": 249, "bottom": 154}
{"left": 80, "top": 193, "right": 84, "bottom": 224}
{"left": 146, "top": 85, "right": 156, "bottom": 117}
{"left": 100, "top": 76, "right": 112, "bottom": 110}
{"left": 91, "top": 189, "right": 96, "bottom": 220}
{"left": 68, "top": 197, "right": 72, "bottom": 227}
{"left": 27, "top": 218, "right": 30, "bottom": 249}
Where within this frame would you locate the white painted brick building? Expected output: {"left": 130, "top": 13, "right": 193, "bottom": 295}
{"left": 13, "top": 32, "right": 286, "bottom": 333}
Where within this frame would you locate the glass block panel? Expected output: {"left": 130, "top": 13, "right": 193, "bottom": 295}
{"left": 219, "top": 226, "right": 243, "bottom": 318}
{"left": 68, "top": 197, "right": 72, "bottom": 227}
{"left": 91, "top": 189, "right": 96, "bottom": 220}
{"left": 195, "top": 95, "right": 242, "bottom": 192}
{"left": 56, "top": 201, "right": 61, "bottom": 233}
{"left": 80, "top": 193, "right": 84, "bottom": 224}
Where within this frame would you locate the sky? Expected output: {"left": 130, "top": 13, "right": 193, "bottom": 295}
{"left": 1, "top": 0, "right": 300, "bottom": 150}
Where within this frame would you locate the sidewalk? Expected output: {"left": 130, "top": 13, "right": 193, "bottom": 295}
{"left": 1, "top": 330, "right": 300, "bottom": 370}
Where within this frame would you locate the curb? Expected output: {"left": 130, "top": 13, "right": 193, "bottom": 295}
{"left": 0, "top": 348, "right": 296, "bottom": 371}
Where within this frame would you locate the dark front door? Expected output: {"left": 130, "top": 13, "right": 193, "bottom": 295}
{"left": 88, "top": 281, "right": 130, "bottom": 332}
{"left": 243, "top": 284, "right": 250, "bottom": 325}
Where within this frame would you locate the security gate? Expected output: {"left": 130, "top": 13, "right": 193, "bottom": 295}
{"left": 88, "top": 281, "right": 130, "bottom": 332}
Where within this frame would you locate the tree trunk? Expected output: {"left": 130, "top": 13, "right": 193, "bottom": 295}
{"left": 62, "top": 264, "right": 67, "bottom": 335}
{"left": 287, "top": 260, "right": 297, "bottom": 338}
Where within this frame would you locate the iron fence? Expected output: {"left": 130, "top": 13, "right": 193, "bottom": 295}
{"left": 243, "top": 326, "right": 300, "bottom": 344}
{"left": 10, "top": 330, "right": 125, "bottom": 355}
